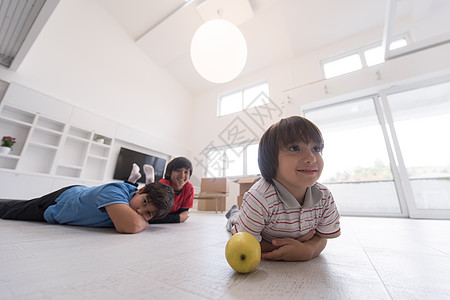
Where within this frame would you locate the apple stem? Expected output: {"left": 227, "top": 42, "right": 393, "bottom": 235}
{"left": 240, "top": 254, "right": 246, "bottom": 260}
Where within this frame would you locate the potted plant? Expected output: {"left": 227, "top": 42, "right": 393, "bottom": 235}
{"left": 1, "top": 136, "right": 16, "bottom": 154}
{"left": 94, "top": 135, "right": 105, "bottom": 144}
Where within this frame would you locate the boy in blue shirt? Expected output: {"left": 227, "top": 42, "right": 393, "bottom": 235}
{"left": 0, "top": 169, "right": 174, "bottom": 234}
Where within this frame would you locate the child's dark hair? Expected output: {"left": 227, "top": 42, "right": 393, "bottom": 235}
{"left": 164, "top": 157, "right": 193, "bottom": 179}
{"left": 258, "top": 116, "right": 324, "bottom": 183}
{"left": 140, "top": 182, "right": 174, "bottom": 220}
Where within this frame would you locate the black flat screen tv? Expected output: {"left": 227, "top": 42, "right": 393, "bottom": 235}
{"left": 113, "top": 147, "right": 166, "bottom": 183}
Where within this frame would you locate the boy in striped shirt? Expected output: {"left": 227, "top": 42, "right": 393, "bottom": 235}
{"left": 226, "top": 116, "right": 340, "bottom": 261}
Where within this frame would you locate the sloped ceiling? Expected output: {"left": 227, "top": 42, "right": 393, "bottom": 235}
{"left": 98, "top": 0, "right": 394, "bottom": 95}
{"left": 4, "top": 0, "right": 449, "bottom": 95}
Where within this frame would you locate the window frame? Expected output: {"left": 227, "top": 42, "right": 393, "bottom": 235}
{"left": 302, "top": 73, "right": 450, "bottom": 219}
{"left": 217, "top": 81, "right": 270, "bottom": 117}
{"left": 321, "top": 34, "right": 409, "bottom": 79}
{"left": 362, "top": 34, "right": 410, "bottom": 67}
{"left": 203, "top": 141, "right": 260, "bottom": 178}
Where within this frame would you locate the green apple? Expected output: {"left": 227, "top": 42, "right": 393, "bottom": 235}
{"left": 225, "top": 232, "right": 261, "bottom": 273}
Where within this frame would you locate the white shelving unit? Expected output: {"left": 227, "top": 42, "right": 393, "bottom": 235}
{"left": 0, "top": 103, "right": 113, "bottom": 182}
{"left": 0, "top": 82, "right": 175, "bottom": 200}
{"left": 0, "top": 105, "right": 34, "bottom": 170}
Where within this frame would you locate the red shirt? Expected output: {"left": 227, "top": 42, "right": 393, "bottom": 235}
{"left": 159, "top": 178, "right": 194, "bottom": 212}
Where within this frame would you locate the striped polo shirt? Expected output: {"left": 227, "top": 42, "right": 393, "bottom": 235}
{"left": 231, "top": 178, "right": 340, "bottom": 242}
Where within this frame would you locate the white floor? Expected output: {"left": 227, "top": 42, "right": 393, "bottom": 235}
{"left": 1, "top": 211, "right": 450, "bottom": 300}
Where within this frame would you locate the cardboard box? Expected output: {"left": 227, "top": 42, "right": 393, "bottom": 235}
{"left": 234, "top": 178, "right": 259, "bottom": 195}
{"left": 197, "top": 195, "right": 226, "bottom": 211}
{"left": 201, "top": 178, "right": 229, "bottom": 193}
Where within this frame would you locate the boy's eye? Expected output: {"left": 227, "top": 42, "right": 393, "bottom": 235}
{"left": 288, "top": 145, "right": 300, "bottom": 151}
{"left": 147, "top": 211, "right": 153, "bottom": 218}
{"left": 312, "top": 146, "right": 322, "bottom": 152}
{"left": 143, "top": 199, "right": 147, "bottom": 205}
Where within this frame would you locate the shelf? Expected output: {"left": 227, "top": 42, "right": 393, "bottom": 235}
{"left": 87, "top": 154, "right": 109, "bottom": 161}
{"left": 35, "top": 116, "right": 64, "bottom": 133}
{"left": 0, "top": 153, "right": 20, "bottom": 159}
{"left": 55, "top": 165, "right": 82, "bottom": 178}
{"left": 66, "top": 135, "right": 90, "bottom": 143}
{"left": 0, "top": 118, "right": 32, "bottom": 156}
{"left": 59, "top": 138, "right": 88, "bottom": 167}
{"left": 92, "top": 140, "right": 111, "bottom": 147}
{"left": 28, "top": 141, "right": 59, "bottom": 150}
{"left": 18, "top": 144, "right": 57, "bottom": 174}
{"left": 0, "top": 115, "right": 33, "bottom": 128}
{"left": 29, "top": 128, "right": 62, "bottom": 147}
{"left": 34, "top": 125, "right": 64, "bottom": 136}
{"left": 89, "top": 143, "right": 110, "bottom": 158}
{"left": 0, "top": 105, "right": 35, "bottom": 124}
{"left": 0, "top": 155, "right": 19, "bottom": 170}
{"left": 93, "top": 133, "right": 112, "bottom": 146}
{"left": 57, "top": 164, "right": 83, "bottom": 170}
{"left": 68, "top": 126, "right": 91, "bottom": 140}
{"left": 83, "top": 156, "right": 107, "bottom": 181}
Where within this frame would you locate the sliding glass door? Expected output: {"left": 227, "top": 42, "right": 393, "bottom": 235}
{"left": 382, "top": 81, "right": 450, "bottom": 218}
{"left": 303, "top": 76, "right": 450, "bottom": 219}
{"left": 304, "top": 97, "right": 404, "bottom": 216}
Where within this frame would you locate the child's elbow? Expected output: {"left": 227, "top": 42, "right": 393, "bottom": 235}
{"left": 116, "top": 228, "right": 139, "bottom": 234}
{"left": 115, "top": 222, "right": 146, "bottom": 234}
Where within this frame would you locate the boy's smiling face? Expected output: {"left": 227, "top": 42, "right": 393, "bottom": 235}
{"left": 170, "top": 167, "right": 190, "bottom": 191}
{"left": 275, "top": 140, "right": 324, "bottom": 201}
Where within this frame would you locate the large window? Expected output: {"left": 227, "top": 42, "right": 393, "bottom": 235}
{"left": 218, "top": 82, "right": 269, "bottom": 116}
{"left": 204, "top": 143, "right": 260, "bottom": 178}
{"left": 385, "top": 82, "right": 450, "bottom": 212}
{"left": 304, "top": 98, "right": 402, "bottom": 215}
{"left": 303, "top": 77, "right": 450, "bottom": 219}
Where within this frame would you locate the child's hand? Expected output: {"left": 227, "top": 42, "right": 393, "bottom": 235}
{"left": 179, "top": 211, "right": 190, "bottom": 222}
{"left": 261, "top": 234, "right": 327, "bottom": 261}
{"left": 261, "top": 238, "right": 312, "bottom": 261}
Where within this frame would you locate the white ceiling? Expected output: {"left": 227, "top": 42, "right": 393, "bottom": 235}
{"left": 95, "top": 0, "right": 448, "bottom": 95}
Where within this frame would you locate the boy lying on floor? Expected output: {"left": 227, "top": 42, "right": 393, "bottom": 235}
{"left": 0, "top": 164, "right": 174, "bottom": 234}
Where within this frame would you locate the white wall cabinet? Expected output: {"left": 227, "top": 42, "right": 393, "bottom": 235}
{"left": 0, "top": 103, "right": 113, "bottom": 186}
{"left": 0, "top": 82, "right": 183, "bottom": 200}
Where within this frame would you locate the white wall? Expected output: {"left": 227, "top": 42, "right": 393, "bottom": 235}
{"left": 0, "top": 0, "right": 193, "bottom": 158}
{"left": 2, "top": 0, "right": 450, "bottom": 192}
{"left": 189, "top": 30, "right": 450, "bottom": 187}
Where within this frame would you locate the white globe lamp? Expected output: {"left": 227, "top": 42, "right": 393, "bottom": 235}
{"left": 190, "top": 19, "right": 247, "bottom": 83}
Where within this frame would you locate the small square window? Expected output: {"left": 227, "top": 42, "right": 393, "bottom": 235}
{"left": 323, "top": 53, "right": 362, "bottom": 79}
{"left": 218, "top": 82, "right": 270, "bottom": 116}
{"left": 365, "top": 46, "right": 384, "bottom": 67}
{"left": 219, "top": 92, "right": 242, "bottom": 116}
{"left": 243, "top": 83, "right": 269, "bottom": 109}
{"left": 364, "top": 38, "right": 408, "bottom": 67}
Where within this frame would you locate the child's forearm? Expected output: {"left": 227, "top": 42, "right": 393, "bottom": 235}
{"left": 304, "top": 235, "right": 327, "bottom": 259}
{"left": 261, "top": 235, "right": 327, "bottom": 261}
{"left": 105, "top": 204, "right": 148, "bottom": 234}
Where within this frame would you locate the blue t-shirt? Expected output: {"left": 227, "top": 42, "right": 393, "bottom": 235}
{"left": 44, "top": 182, "right": 137, "bottom": 227}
